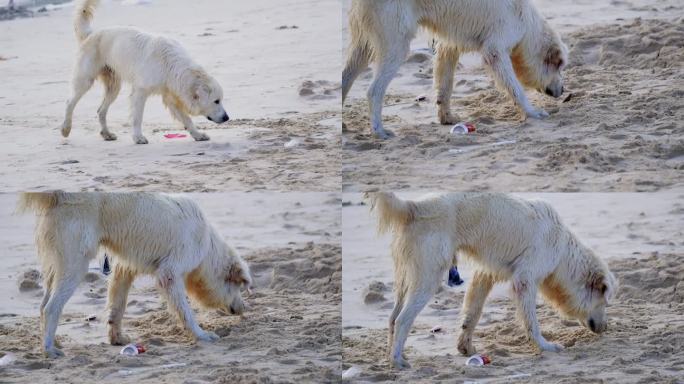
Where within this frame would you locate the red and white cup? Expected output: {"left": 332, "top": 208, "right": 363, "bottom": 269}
{"left": 120, "top": 343, "right": 146, "bottom": 356}
{"left": 465, "top": 354, "right": 491, "bottom": 366}
{"left": 450, "top": 122, "right": 476, "bottom": 134}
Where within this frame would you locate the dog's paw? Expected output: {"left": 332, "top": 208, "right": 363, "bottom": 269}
{"left": 438, "top": 109, "right": 457, "bottom": 125}
{"left": 196, "top": 330, "right": 220, "bottom": 342}
{"left": 101, "top": 131, "right": 117, "bottom": 141}
{"left": 133, "top": 135, "right": 149, "bottom": 145}
{"left": 372, "top": 128, "right": 395, "bottom": 140}
{"left": 109, "top": 330, "right": 131, "bottom": 346}
{"left": 539, "top": 341, "right": 564, "bottom": 353}
{"left": 191, "top": 132, "right": 210, "bottom": 141}
{"left": 390, "top": 356, "right": 411, "bottom": 370}
{"left": 457, "top": 336, "right": 476, "bottom": 355}
{"left": 524, "top": 107, "right": 549, "bottom": 120}
{"left": 44, "top": 347, "right": 65, "bottom": 359}
{"left": 61, "top": 123, "right": 71, "bottom": 138}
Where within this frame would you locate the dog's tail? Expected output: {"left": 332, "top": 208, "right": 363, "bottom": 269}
{"left": 17, "top": 192, "right": 63, "bottom": 214}
{"left": 74, "top": 0, "right": 99, "bottom": 42}
{"left": 365, "top": 192, "right": 418, "bottom": 234}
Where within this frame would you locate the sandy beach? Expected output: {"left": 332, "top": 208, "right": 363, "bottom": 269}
{"left": 0, "top": 192, "right": 342, "bottom": 383}
{"left": 342, "top": 192, "right": 684, "bottom": 383}
{"left": 342, "top": 0, "right": 684, "bottom": 192}
{"left": 0, "top": 0, "right": 341, "bottom": 191}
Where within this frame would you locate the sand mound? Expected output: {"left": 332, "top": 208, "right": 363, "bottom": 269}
{"left": 17, "top": 269, "right": 41, "bottom": 292}
{"left": 247, "top": 242, "right": 342, "bottom": 295}
{"left": 568, "top": 18, "right": 684, "bottom": 70}
{"left": 363, "top": 281, "right": 389, "bottom": 304}
{"left": 610, "top": 252, "right": 684, "bottom": 305}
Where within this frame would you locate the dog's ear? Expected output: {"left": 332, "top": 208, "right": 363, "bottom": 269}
{"left": 544, "top": 44, "right": 564, "bottom": 69}
{"left": 226, "top": 261, "right": 252, "bottom": 292}
{"left": 588, "top": 271, "right": 615, "bottom": 302}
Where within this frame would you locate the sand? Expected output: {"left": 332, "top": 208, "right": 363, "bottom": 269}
{"left": 341, "top": 192, "right": 684, "bottom": 383}
{"left": 0, "top": 0, "right": 341, "bottom": 191}
{"left": 341, "top": 0, "right": 684, "bottom": 192}
{"left": 0, "top": 192, "right": 342, "bottom": 383}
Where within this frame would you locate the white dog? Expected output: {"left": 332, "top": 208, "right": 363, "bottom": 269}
{"left": 61, "top": 0, "right": 229, "bottom": 144}
{"left": 367, "top": 192, "right": 617, "bottom": 369}
{"left": 18, "top": 192, "right": 252, "bottom": 358}
{"left": 343, "top": 0, "right": 568, "bottom": 138}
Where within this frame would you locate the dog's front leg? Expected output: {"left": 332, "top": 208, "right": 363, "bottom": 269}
{"left": 130, "top": 89, "right": 150, "bottom": 144}
{"left": 457, "top": 271, "right": 495, "bottom": 355}
{"left": 367, "top": 41, "right": 410, "bottom": 139}
{"left": 157, "top": 270, "right": 219, "bottom": 342}
{"left": 107, "top": 264, "right": 135, "bottom": 345}
{"left": 165, "top": 100, "right": 210, "bottom": 141}
{"left": 511, "top": 278, "right": 563, "bottom": 353}
{"left": 482, "top": 48, "right": 548, "bottom": 120}
{"left": 434, "top": 44, "right": 460, "bottom": 125}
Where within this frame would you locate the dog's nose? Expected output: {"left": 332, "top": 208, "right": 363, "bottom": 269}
{"left": 588, "top": 318, "right": 596, "bottom": 332}
{"left": 206, "top": 116, "right": 213, "bottom": 122}
{"left": 221, "top": 113, "right": 229, "bottom": 123}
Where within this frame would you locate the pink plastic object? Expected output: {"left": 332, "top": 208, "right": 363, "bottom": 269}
{"left": 164, "top": 133, "right": 188, "bottom": 139}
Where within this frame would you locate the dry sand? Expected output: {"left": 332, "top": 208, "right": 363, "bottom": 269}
{"left": 342, "top": 0, "right": 684, "bottom": 192}
{"left": 0, "top": 0, "right": 341, "bottom": 191}
{"left": 342, "top": 192, "right": 684, "bottom": 383}
{"left": 0, "top": 192, "right": 342, "bottom": 383}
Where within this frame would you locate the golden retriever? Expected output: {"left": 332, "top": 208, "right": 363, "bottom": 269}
{"left": 367, "top": 192, "right": 617, "bottom": 369}
{"left": 343, "top": 0, "right": 568, "bottom": 138}
{"left": 61, "top": 0, "right": 229, "bottom": 144}
{"left": 18, "top": 192, "right": 252, "bottom": 358}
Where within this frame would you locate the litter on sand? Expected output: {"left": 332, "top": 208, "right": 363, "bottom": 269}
{"left": 450, "top": 122, "right": 476, "bottom": 134}
{"left": 448, "top": 140, "right": 517, "bottom": 154}
{"left": 120, "top": 343, "right": 146, "bottom": 356}
{"left": 342, "top": 366, "right": 362, "bottom": 380}
{"left": 164, "top": 133, "right": 188, "bottom": 139}
{"left": 465, "top": 354, "right": 491, "bottom": 366}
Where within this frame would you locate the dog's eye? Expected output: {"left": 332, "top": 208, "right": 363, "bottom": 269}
{"left": 214, "top": 99, "right": 220, "bottom": 104}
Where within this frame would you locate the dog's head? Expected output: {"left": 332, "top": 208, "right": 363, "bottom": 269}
{"left": 189, "top": 72, "right": 229, "bottom": 124}
{"left": 222, "top": 257, "right": 253, "bottom": 315}
{"left": 186, "top": 253, "right": 252, "bottom": 315}
{"left": 577, "top": 269, "right": 618, "bottom": 334}
{"left": 513, "top": 26, "right": 568, "bottom": 98}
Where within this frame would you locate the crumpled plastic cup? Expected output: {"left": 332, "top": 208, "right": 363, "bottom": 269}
{"left": 450, "top": 122, "right": 476, "bottom": 134}
{"left": 465, "top": 354, "right": 491, "bottom": 366}
{"left": 120, "top": 343, "right": 146, "bottom": 356}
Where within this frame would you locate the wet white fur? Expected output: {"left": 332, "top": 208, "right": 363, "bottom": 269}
{"left": 18, "top": 192, "right": 252, "bottom": 358}
{"left": 367, "top": 192, "right": 616, "bottom": 369}
{"left": 343, "top": 0, "right": 568, "bottom": 138}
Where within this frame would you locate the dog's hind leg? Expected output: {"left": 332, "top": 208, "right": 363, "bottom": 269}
{"left": 129, "top": 88, "right": 150, "bottom": 144}
{"left": 107, "top": 263, "right": 135, "bottom": 345}
{"left": 39, "top": 269, "right": 54, "bottom": 334}
{"left": 387, "top": 288, "right": 406, "bottom": 360}
{"left": 434, "top": 43, "right": 460, "bottom": 125}
{"left": 61, "top": 54, "right": 100, "bottom": 138}
{"left": 156, "top": 268, "right": 219, "bottom": 342}
{"left": 457, "top": 271, "right": 495, "bottom": 355}
{"left": 97, "top": 67, "right": 121, "bottom": 141}
{"left": 42, "top": 260, "right": 90, "bottom": 358}
{"left": 482, "top": 47, "right": 548, "bottom": 120}
{"left": 389, "top": 280, "right": 437, "bottom": 369}
{"left": 511, "top": 276, "right": 563, "bottom": 353}
{"left": 163, "top": 95, "right": 210, "bottom": 142}
{"left": 342, "top": 40, "right": 371, "bottom": 104}
{"left": 366, "top": 38, "right": 410, "bottom": 139}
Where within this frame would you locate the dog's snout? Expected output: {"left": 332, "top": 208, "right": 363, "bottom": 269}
{"left": 221, "top": 113, "right": 229, "bottom": 123}
{"left": 545, "top": 86, "right": 563, "bottom": 98}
